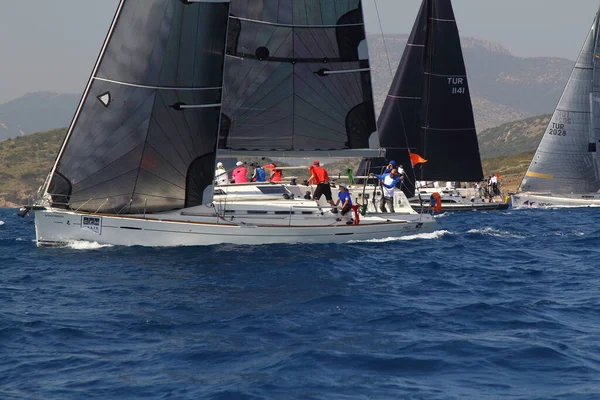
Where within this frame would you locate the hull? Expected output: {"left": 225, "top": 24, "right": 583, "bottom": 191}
{"left": 33, "top": 205, "right": 437, "bottom": 247}
{"left": 511, "top": 193, "right": 600, "bottom": 209}
{"left": 410, "top": 202, "right": 509, "bottom": 213}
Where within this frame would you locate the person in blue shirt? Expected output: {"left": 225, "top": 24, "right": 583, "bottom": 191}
{"left": 373, "top": 169, "right": 402, "bottom": 212}
{"left": 335, "top": 183, "right": 354, "bottom": 224}
{"left": 251, "top": 163, "right": 266, "bottom": 182}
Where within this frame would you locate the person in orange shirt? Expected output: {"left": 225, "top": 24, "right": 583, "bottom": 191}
{"left": 308, "top": 160, "right": 335, "bottom": 207}
{"left": 263, "top": 163, "right": 282, "bottom": 182}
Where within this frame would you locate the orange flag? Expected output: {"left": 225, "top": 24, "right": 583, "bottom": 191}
{"left": 409, "top": 152, "right": 428, "bottom": 166}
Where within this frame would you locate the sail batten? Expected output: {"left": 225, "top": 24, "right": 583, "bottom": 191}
{"left": 46, "top": 0, "right": 231, "bottom": 214}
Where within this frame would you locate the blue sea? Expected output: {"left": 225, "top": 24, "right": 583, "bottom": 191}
{"left": 1, "top": 207, "right": 600, "bottom": 399}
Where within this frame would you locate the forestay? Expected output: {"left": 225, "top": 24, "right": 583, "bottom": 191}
{"left": 521, "top": 14, "right": 600, "bottom": 194}
{"left": 364, "top": 0, "right": 482, "bottom": 196}
{"left": 219, "top": 0, "right": 378, "bottom": 155}
{"left": 46, "top": 0, "right": 230, "bottom": 214}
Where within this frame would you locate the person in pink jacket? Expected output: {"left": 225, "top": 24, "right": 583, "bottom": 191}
{"left": 232, "top": 161, "right": 249, "bottom": 184}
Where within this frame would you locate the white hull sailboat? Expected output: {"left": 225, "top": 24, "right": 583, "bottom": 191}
{"left": 34, "top": 204, "right": 433, "bottom": 247}
{"left": 27, "top": 0, "right": 437, "bottom": 247}
{"left": 513, "top": 7, "right": 600, "bottom": 209}
{"left": 511, "top": 193, "right": 600, "bottom": 209}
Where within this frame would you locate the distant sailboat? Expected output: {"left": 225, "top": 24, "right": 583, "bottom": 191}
{"left": 358, "top": 0, "right": 490, "bottom": 211}
{"left": 512, "top": 8, "right": 600, "bottom": 208}
{"left": 27, "top": 0, "right": 436, "bottom": 247}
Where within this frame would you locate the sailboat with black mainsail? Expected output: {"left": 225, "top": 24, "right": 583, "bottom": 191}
{"left": 27, "top": 0, "right": 437, "bottom": 247}
{"left": 359, "top": 0, "right": 506, "bottom": 212}
{"left": 512, "top": 8, "right": 600, "bottom": 209}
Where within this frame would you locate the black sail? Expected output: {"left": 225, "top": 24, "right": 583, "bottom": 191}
{"left": 220, "top": 0, "right": 377, "bottom": 154}
{"left": 365, "top": 0, "right": 483, "bottom": 196}
{"left": 46, "top": 0, "right": 230, "bottom": 214}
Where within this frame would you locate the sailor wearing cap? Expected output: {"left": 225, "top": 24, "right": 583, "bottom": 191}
{"left": 308, "top": 160, "right": 335, "bottom": 207}
{"left": 335, "top": 183, "right": 354, "bottom": 225}
{"left": 232, "top": 161, "right": 249, "bottom": 184}
{"left": 215, "top": 162, "right": 229, "bottom": 186}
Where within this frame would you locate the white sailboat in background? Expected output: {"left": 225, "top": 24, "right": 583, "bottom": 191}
{"left": 27, "top": 0, "right": 436, "bottom": 247}
{"left": 512, "top": 7, "right": 600, "bottom": 208}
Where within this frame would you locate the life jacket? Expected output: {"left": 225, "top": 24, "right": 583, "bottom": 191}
{"left": 264, "top": 164, "right": 282, "bottom": 182}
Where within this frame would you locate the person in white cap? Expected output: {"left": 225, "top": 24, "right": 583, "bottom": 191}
{"left": 232, "top": 161, "right": 249, "bottom": 184}
{"left": 214, "top": 162, "right": 229, "bottom": 186}
{"left": 334, "top": 183, "right": 354, "bottom": 225}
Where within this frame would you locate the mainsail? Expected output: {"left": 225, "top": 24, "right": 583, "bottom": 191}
{"left": 219, "top": 0, "right": 379, "bottom": 158}
{"left": 46, "top": 0, "right": 231, "bottom": 214}
{"left": 362, "top": 0, "right": 483, "bottom": 196}
{"left": 520, "top": 13, "right": 600, "bottom": 194}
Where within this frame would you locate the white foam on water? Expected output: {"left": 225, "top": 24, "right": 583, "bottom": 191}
{"left": 466, "top": 227, "right": 525, "bottom": 239}
{"left": 350, "top": 230, "right": 451, "bottom": 243}
{"left": 65, "top": 240, "right": 113, "bottom": 250}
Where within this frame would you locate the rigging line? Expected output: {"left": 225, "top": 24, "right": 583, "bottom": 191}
{"left": 373, "top": 0, "right": 394, "bottom": 78}
{"left": 44, "top": 0, "right": 126, "bottom": 197}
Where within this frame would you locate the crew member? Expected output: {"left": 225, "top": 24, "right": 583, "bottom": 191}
{"left": 251, "top": 163, "right": 266, "bottom": 182}
{"left": 308, "top": 160, "right": 335, "bottom": 207}
{"left": 232, "top": 161, "right": 249, "bottom": 184}
{"left": 335, "top": 183, "right": 354, "bottom": 225}
{"left": 374, "top": 168, "right": 402, "bottom": 213}
{"left": 264, "top": 163, "right": 282, "bottom": 182}
{"left": 214, "top": 162, "right": 229, "bottom": 186}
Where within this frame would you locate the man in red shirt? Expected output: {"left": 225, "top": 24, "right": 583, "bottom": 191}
{"left": 263, "top": 163, "right": 282, "bottom": 182}
{"left": 308, "top": 160, "right": 335, "bottom": 206}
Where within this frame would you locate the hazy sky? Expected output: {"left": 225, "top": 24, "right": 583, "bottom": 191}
{"left": 1, "top": 0, "right": 599, "bottom": 103}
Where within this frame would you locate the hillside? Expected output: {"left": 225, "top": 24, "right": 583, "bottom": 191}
{"left": 368, "top": 34, "right": 571, "bottom": 131}
{"left": 0, "top": 128, "right": 66, "bottom": 206}
{"left": 0, "top": 126, "right": 534, "bottom": 205}
{"left": 0, "top": 92, "right": 78, "bottom": 141}
{"left": 478, "top": 114, "right": 550, "bottom": 159}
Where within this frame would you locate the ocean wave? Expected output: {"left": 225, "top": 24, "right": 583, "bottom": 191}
{"left": 466, "top": 227, "right": 526, "bottom": 239}
{"left": 350, "top": 230, "right": 451, "bottom": 243}
{"left": 65, "top": 240, "right": 114, "bottom": 250}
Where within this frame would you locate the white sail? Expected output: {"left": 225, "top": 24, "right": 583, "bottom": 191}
{"left": 520, "top": 15, "right": 600, "bottom": 194}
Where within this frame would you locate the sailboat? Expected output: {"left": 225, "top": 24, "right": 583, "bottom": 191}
{"left": 358, "top": 0, "right": 505, "bottom": 212}
{"left": 512, "top": 8, "right": 600, "bottom": 209}
{"left": 27, "top": 0, "right": 437, "bottom": 247}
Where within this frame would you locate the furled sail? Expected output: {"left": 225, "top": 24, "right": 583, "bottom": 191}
{"left": 46, "top": 0, "right": 231, "bottom": 214}
{"left": 219, "top": 0, "right": 379, "bottom": 157}
{"left": 520, "top": 14, "right": 600, "bottom": 194}
{"left": 362, "top": 0, "right": 483, "bottom": 196}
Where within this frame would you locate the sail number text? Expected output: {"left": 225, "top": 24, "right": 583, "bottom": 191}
{"left": 448, "top": 78, "right": 465, "bottom": 94}
{"left": 548, "top": 122, "right": 567, "bottom": 136}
